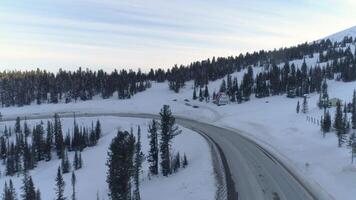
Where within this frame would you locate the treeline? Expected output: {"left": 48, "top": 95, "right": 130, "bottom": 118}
{"left": 0, "top": 114, "right": 101, "bottom": 176}
{"left": 0, "top": 68, "right": 151, "bottom": 107}
{"left": 1, "top": 37, "right": 355, "bottom": 107}
{"left": 106, "top": 105, "right": 188, "bottom": 200}
{"left": 0, "top": 114, "right": 102, "bottom": 200}
{"left": 190, "top": 36, "right": 356, "bottom": 105}
{"left": 169, "top": 36, "right": 356, "bottom": 92}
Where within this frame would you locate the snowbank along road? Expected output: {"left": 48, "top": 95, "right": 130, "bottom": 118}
{"left": 3, "top": 112, "right": 320, "bottom": 200}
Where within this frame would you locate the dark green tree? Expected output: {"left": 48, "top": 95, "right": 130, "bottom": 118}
{"left": 106, "top": 131, "right": 135, "bottom": 200}
{"left": 133, "top": 126, "right": 144, "bottom": 200}
{"left": 55, "top": 167, "right": 65, "bottom": 200}
{"left": 159, "top": 105, "right": 181, "bottom": 176}
{"left": 147, "top": 120, "right": 159, "bottom": 175}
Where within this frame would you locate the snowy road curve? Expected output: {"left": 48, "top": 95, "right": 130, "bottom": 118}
{"left": 4, "top": 112, "right": 317, "bottom": 200}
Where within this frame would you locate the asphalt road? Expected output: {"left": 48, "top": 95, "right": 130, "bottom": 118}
{"left": 3, "top": 112, "right": 317, "bottom": 200}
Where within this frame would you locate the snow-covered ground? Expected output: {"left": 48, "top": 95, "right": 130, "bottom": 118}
{"left": 323, "top": 26, "right": 356, "bottom": 42}
{"left": 1, "top": 75, "right": 356, "bottom": 199}
{"left": 1, "top": 28, "right": 356, "bottom": 200}
{"left": 0, "top": 116, "right": 216, "bottom": 200}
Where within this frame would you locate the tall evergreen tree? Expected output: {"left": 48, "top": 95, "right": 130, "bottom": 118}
{"left": 54, "top": 167, "right": 65, "bottom": 200}
{"left": 54, "top": 114, "right": 64, "bottom": 158}
{"left": 3, "top": 180, "right": 17, "bottom": 200}
{"left": 133, "top": 126, "right": 144, "bottom": 200}
{"left": 198, "top": 87, "right": 203, "bottom": 102}
{"left": 61, "top": 150, "right": 71, "bottom": 174}
{"left": 302, "top": 96, "right": 308, "bottom": 113}
{"left": 95, "top": 120, "right": 101, "bottom": 141}
{"left": 106, "top": 131, "right": 135, "bottom": 200}
{"left": 192, "top": 87, "right": 197, "bottom": 100}
{"left": 71, "top": 172, "right": 76, "bottom": 200}
{"left": 159, "top": 105, "right": 181, "bottom": 176}
{"left": 204, "top": 85, "right": 210, "bottom": 102}
{"left": 219, "top": 80, "right": 226, "bottom": 93}
{"left": 24, "top": 121, "right": 30, "bottom": 137}
{"left": 321, "top": 111, "right": 332, "bottom": 137}
{"left": 334, "top": 101, "right": 346, "bottom": 147}
{"left": 15, "top": 117, "right": 22, "bottom": 133}
{"left": 45, "top": 121, "right": 53, "bottom": 161}
{"left": 352, "top": 90, "right": 356, "bottom": 129}
{"left": 147, "top": 120, "right": 159, "bottom": 175}
{"left": 182, "top": 153, "right": 188, "bottom": 168}
{"left": 21, "top": 172, "right": 36, "bottom": 200}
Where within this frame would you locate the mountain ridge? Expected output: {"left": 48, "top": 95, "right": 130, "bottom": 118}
{"left": 323, "top": 25, "right": 356, "bottom": 41}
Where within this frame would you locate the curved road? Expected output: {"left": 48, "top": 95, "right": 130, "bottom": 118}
{"left": 4, "top": 112, "right": 317, "bottom": 200}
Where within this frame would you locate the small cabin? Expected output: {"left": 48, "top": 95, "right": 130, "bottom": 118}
{"left": 214, "top": 92, "right": 229, "bottom": 106}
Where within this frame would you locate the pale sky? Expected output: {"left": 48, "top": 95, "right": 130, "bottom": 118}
{"left": 0, "top": 0, "right": 355, "bottom": 72}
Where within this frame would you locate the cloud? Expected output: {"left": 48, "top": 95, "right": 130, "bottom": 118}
{"left": 0, "top": 0, "right": 355, "bottom": 71}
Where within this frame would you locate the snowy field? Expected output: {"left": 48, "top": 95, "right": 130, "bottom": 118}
{"left": 1, "top": 77, "right": 356, "bottom": 199}
{"left": 0, "top": 116, "right": 216, "bottom": 200}
{"left": 1, "top": 31, "right": 356, "bottom": 200}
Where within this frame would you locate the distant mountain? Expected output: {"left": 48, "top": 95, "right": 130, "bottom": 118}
{"left": 324, "top": 25, "right": 356, "bottom": 41}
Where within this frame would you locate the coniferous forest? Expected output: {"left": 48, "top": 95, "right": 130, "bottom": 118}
{"left": 1, "top": 37, "right": 356, "bottom": 108}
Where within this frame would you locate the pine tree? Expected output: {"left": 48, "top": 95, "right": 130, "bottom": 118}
{"left": 296, "top": 101, "right": 300, "bottom": 113}
{"left": 61, "top": 150, "right": 71, "bottom": 174}
{"left": 321, "top": 79, "right": 329, "bottom": 109}
{"left": 302, "top": 96, "right": 308, "bottom": 113}
{"left": 204, "top": 85, "right": 210, "bottom": 102}
{"left": 334, "top": 101, "right": 346, "bottom": 147}
{"left": 173, "top": 152, "right": 180, "bottom": 173}
{"left": 3, "top": 180, "right": 17, "bottom": 200}
{"left": 23, "top": 142, "right": 35, "bottom": 171}
{"left": 321, "top": 111, "right": 332, "bottom": 137}
{"left": 10, "top": 180, "right": 17, "bottom": 200}
{"left": 147, "top": 120, "right": 159, "bottom": 175}
{"left": 133, "top": 126, "right": 144, "bottom": 200}
{"left": 55, "top": 167, "right": 65, "bottom": 200}
{"left": 15, "top": 117, "right": 22, "bottom": 133}
{"left": 192, "top": 87, "right": 197, "bottom": 100}
{"left": 343, "top": 106, "right": 350, "bottom": 134}
{"left": 219, "top": 79, "right": 226, "bottom": 93}
{"left": 159, "top": 105, "right": 181, "bottom": 176}
{"left": 21, "top": 172, "right": 36, "bottom": 200}
{"left": 106, "top": 131, "right": 135, "bottom": 200}
{"left": 4, "top": 125, "right": 9, "bottom": 137}
{"left": 352, "top": 90, "right": 356, "bottom": 129}
{"left": 182, "top": 153, "right": 188, "bottom": 168}
{"left": 198, "top": 87, "right": 203, "bottom": 102}
{"left": 54, "top": 114, "right": 64, "bottom": 158}
{"left": 71, "top": 172, "right": 76, "bottom": 200}
{"left": 24, "top": 121, "right": 30, "bottom": 137}
{"left": 73, "top": 151, "right": 79, "bottom": 170}
{"left": 95, "top": 120, "right": 101, "bottom": 141}
{"left": 45, "top": 121, "right": 53, "bottom": 161}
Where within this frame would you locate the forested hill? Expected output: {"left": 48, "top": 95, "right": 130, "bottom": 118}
{"left": 0, "top": 29, "right": 356, "bottom": 107}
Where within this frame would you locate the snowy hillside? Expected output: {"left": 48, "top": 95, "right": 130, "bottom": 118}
{"left": 324, "top": 26, "right": 356, "bottom": 42}
{"left": 0, "top": 116, "right": 215, "bottom": 200}
{"left": 1, "top": 27, "right": 356, "bottom": 200}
